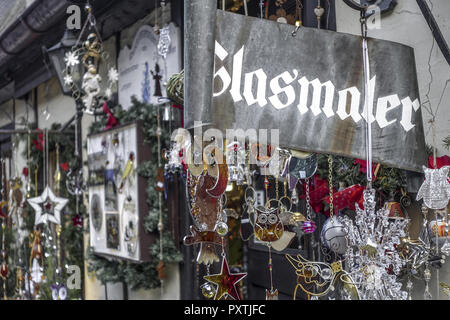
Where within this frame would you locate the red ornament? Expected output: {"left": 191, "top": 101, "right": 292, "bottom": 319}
{"left": 103, "top": 102, "right": 119, "bottom": 130}
{"left": 428, "top": 155, "right": 450, "bottom": 169}
{"left": 72, "top": 215, "right": 83, "bottom": 228}
{"left": 60, "top": 162, "right": 69, "bottom": 172}
{"left": 300, "top": 175, "right": 329, "bottom": 213}
{"left": 22, "top": 167, "right": 28, "bottom": 177}
{"left": 0, "top": 263, "right": 8, "bottom": 279}
{"left": 323, "top": 184, "right": 366, "bottom": 214}
{"left": 354, "top": 158, "right": 378, "bottom": 177}
{"left": 302, "top": 220, "right": 316, "bottom": 234}
{"left": 32, "top": 131, "right": 44, "bottom": 152}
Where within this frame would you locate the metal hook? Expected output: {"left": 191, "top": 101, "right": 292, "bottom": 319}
{"left": 292, "top": 25, "right": 300, "bottom": 37}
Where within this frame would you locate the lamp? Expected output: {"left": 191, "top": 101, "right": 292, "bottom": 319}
{"left": 43, "top": 29, "right": 80, "bottom": 96}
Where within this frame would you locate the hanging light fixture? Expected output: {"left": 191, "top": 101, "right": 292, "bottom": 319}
{"left": 43, "top": 29, "right": 80, "bottom": 96}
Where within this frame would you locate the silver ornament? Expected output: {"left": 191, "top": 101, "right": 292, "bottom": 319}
{"left": 416, "top": 166, "right": 450, "bottom": 210}
{"left": 201, "top": 282, "right": 215, "bottom": 299}
{"left": 215, "top": 221, "right": 228, "bottom": 237}
{"left": 321, "top": 217, "right": 348, "bottom": 255}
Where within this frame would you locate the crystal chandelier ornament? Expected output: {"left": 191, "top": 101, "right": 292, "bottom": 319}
{"left": 341, "top": 188, "right": 409, "bottom": 300}
{"left": 340, "top": 15, "right": 408, "bottom": 300}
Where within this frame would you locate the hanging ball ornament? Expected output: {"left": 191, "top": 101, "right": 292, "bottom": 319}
{"left": 302, "top": 220, "right": 316, "bottom": 234}
{"left": 321, "top": 217, "right": 348, "bottom": 255}
{"left": 215, "top": 221, "right": 228, "bottom": 237}
{"left": 201, "top": 282, "right": 215, "bottom": 299}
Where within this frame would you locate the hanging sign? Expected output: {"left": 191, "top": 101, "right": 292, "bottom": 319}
{"left": 191, "top": 11, "right": 427, "bottom": 172}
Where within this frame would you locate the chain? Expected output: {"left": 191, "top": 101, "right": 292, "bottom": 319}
{"left": 360, "top": 10, "right": 367, "bottom": 40}
{"left": 328, "top": 155, "right": 334, "bottom": 218}
{"left": 305, "top": 178, "right": 311, "bottom": 220}
{"left": 275, "top": 176, "right": 279, "bottom": 201}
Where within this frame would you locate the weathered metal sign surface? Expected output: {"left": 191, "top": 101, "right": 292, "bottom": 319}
{"left": 189, "top": 10, "right": 427, "bottom": 172}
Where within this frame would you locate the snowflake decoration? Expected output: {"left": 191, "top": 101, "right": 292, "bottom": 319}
{"left": 108, "top": 68, "right": 119, "bottom": 83}
{"left": 64, "top": 74, "right": 73, "bottom": 86}
{"left": 341, "top": 187, "right": 409, "bottom": 300}
{"left": 64, "top": 51, "right": 79, "bottom": 67}
{"left": 105, "top": 88, "right": 113, "bottom": 99}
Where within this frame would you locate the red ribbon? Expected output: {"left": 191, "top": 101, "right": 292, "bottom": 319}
{"left": 103, "top": 102, "right": 119, "bottom": 130}
{"left": 428, "top": 155, "right": 450, "bottom": 169}
{"left": 323, "top": 184, "right": 366, "bottom": 214}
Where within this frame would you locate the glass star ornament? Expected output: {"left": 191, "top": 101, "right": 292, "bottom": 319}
{"left": 203, "top": 256, "right": 247, "bottom": 300}
{"left": 27, "top": 186, "right": 68, "bottom": 226}
{"left": 64, "top": 74, "right": 73, "bottom": 86}
{"left": 341, "top": 187, "right": 409, "bottom": 300}
{"left": 416, "top": 166, "right": 450, "bottom": 210}
{"left": 105, "top": 88, "right": 113, "bottom": 99}
{"left": 108, "top": 67, "right": 119, "bottom": 83}
{"left": 64, "top": 51, "right": 79, "bottom": 67}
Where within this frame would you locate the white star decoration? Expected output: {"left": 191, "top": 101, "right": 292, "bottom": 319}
{"left": 64, "top": 51, "right": 79, "bottom": 67}
{"left": 105, "top": 87, "right": 112, "bottom": 99}
{"left": 64, "top": 74, "right": 73, "bottom": 86}
{"left": 108, "top": 68, "right": 119, "bottom": 83}
{"left": 27, "top": 186, "right": 68, "bottom": 226}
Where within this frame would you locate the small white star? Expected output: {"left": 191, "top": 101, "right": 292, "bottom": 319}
{"left": 105, "top": 87, "right": 112, "bottom": 99}
{"left": 64, "top": 51, "right": 79, "bottom": 67}
{"left": 64, "top": 74, "right": 73, "bottom": 86}
{"left": 108, "top": 68, "right": 119, "bottom": 83}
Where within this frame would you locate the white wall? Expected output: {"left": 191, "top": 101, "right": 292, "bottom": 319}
{"left": 335, "top": 0, "right": 450, "bottom": 300}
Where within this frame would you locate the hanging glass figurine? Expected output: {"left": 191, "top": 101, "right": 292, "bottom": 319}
{"left": 416, "top": 166, "right": 450, "bottom": 210}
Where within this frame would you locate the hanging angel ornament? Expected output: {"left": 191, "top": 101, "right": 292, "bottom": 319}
{"left": 82, "top": 63, "right": 102, "bottom": 114}
{"left": 27, "top": 186, "right": 69, "bottom": 226}
{"left": 416, "top": 166, "right": 450, "bottom": 210}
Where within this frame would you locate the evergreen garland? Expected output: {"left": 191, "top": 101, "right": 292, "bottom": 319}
{"left": 315, "top": 153, "right": 408, "bottom": 212}
{"left": 86, "top": 97, "right": 182, "bottom": 290}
